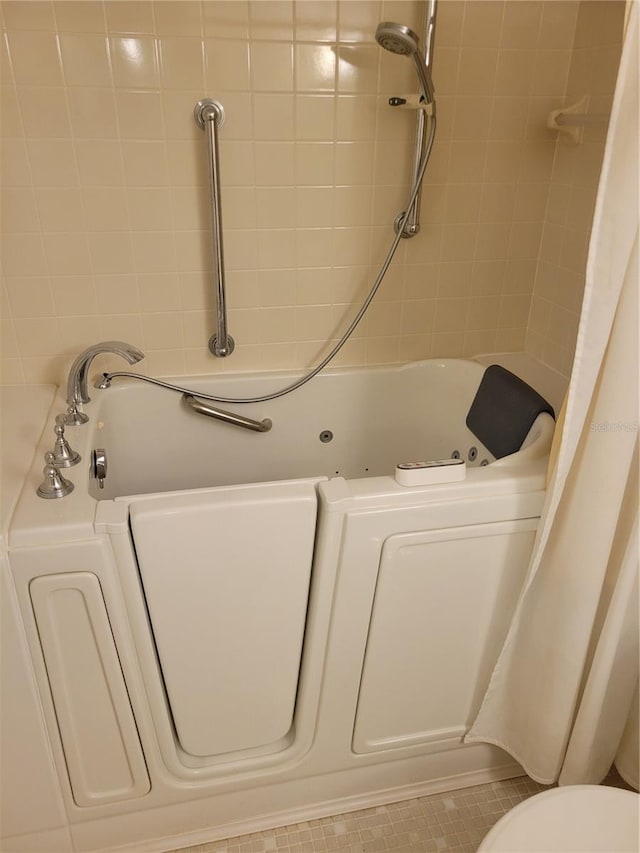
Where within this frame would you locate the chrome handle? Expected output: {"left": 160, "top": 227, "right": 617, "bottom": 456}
{"left": 194, "top": 99, "right": 235, "bottom": 358}
{"left": 51, "top": 413, "right": 81, "bottom": 467}
{"left": 182, "top": 394, "right": 272, "bottom": 432}
{"left": 37, "top": 452, "right": 74, "bottom": 499}
{"left": 92, "top": 448, "right": 108, "bottom": 489}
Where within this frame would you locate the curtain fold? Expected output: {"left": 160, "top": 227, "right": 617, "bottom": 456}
{"left": 465, "top": 4, "right": 639, "bottom": 786}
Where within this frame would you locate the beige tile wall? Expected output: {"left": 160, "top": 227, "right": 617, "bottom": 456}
{"left": 0, "top": 1, "right": 605, "bottom": 385}
{"left": 525, "top": 0, "right": 625, "bottom": 376}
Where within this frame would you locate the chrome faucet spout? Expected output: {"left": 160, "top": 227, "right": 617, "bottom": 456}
{"left": 66, "top": 341, "right": 145, "bottom": 420}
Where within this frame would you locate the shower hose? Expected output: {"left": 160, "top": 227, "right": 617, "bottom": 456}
{"left": 109, "top": 114, "right": 437, "bottom": 406}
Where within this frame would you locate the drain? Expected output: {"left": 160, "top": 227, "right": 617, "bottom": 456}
{"left": 319, "top": 430, "right": 333, "bottom": 443}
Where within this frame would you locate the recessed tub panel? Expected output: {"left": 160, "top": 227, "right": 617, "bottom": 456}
{"left": 29, "top": 572, "right": 150, "bottom": 806}
{"left": 353, "top": 520, "right": 537, "bottom": 754}
{"left": 129, "top": 480, "right": 319, "bottom": 758}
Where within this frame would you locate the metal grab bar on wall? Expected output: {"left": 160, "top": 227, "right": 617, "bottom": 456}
{"left": 194, "top": 98, "right": 235, "bottom": 358}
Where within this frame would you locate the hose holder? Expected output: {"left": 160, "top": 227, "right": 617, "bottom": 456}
{"left": 389, "top": 94, "right": 435, "bottom": 115}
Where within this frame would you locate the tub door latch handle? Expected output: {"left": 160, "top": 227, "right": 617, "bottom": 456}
{"left": 92, "top": 448, "right": 108, "bottom": 489}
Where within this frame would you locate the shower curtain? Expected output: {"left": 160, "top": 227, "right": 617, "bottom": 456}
{"left": 465, "top": 3, "right": 639, "bottom": 787}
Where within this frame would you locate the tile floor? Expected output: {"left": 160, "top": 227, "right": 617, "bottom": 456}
{"left": 170, "top": 775, "right": 549, "bottom": 853}
{"left": 170, "top": 769, "right": 635, "bottom": 853}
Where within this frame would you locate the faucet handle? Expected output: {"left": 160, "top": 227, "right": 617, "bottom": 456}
{"left": 37, "top": 452, "right": 74, "bottom": 499}
{"left": 51, "top": 415, "right": 81, "bottom": 467}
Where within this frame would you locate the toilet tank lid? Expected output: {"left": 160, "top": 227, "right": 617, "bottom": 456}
{"left": 477, "top": 785, "right": 639, "bottom": 853}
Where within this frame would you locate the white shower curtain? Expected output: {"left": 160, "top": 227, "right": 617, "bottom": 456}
{"left": 465, "top": 4, "right": 639, "bottom": 787}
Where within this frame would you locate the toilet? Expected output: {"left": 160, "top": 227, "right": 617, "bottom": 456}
{"left": 477, "top": 785, "right": 639, "bottom": 852}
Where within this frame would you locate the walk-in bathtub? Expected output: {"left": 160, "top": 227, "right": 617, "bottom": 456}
{"left": 7, "top": 357, "right": 559, "bottom": 853}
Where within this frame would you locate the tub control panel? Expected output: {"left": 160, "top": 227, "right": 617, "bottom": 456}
{"left": 395, "top": 458, "right": 466, "bottom": 487}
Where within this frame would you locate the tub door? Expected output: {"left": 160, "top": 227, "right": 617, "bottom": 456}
{"left": 128, "top": 480, "right": 319, "bottom": 759}
{"left": 352, "top": 519, "right": 537, "bottom": 754}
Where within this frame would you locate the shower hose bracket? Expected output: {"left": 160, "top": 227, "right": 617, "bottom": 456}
{"left": 394, "top": 212, "right": 420, "bottom": 238}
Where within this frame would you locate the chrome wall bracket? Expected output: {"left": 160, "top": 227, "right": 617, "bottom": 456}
{"left": 194, "top": 98, "right": 235, "bottom": 358}
{"left": 194, "top": 98, "right": 225, "bottom": 131}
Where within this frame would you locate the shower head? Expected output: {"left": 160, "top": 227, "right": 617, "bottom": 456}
{"left": 375, "top": 21, "right": 435, "bottom": 106}
{"left": 375, "top": 21, "right": 420, "bottom": 56}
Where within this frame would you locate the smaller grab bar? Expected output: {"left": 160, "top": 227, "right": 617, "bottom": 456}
{"left": 182, "top": 395, "right": 272, "bottom": 433}
{"left": 96, "top": 372, "right": 272, "bottom": 433}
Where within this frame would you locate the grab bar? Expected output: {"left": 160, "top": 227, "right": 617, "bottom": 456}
{"left": 194, "top": 98, "right": 234, "bottom": 358}
{"left": 182, "top": 395, "right": 272, "bottom": 432}
{"left": 96, "top": 372, "right": 272, "bottom": 432}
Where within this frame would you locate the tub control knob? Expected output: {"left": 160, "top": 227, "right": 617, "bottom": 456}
{"left": 51, "top": 414, "right": 81, "bottom": 467}
{"left": 37, "top": 452, "right": 74, "bottom": 499}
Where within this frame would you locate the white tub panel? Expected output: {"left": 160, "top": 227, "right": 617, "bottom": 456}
{"left": 0, "top": 557, "right": 67, "bottom": 841}
{"left": 29, "top": 572, "right": 150, "bottom": 806}
{"left": 129, "top": 480, "right": 319, "bottom": 758}
{"left": 353, "top": 520, "right": 537, "bottom": 754}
